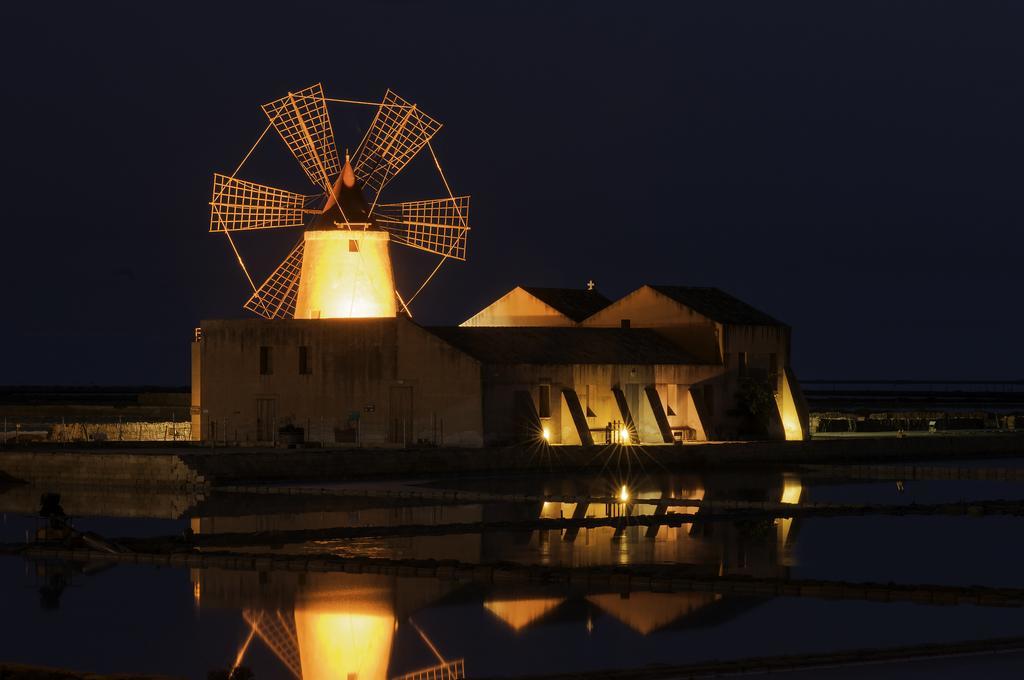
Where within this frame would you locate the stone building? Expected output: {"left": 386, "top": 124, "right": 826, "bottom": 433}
{"left": 191, "top": 284, "right": 807, "bottom": 446}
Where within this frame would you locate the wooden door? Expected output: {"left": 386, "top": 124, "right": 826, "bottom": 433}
{"left": 389, "top": 386, "right": 413, "bottom": 445}
{"left": 256, "top": 398, "right": 276, "bottom": 443}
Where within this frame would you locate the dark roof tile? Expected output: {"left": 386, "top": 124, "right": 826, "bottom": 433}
{"left": 649, "top": 286, "right": 787, "bottom": 327}
{"left": 427, "top": 327, "right": 703, "bottom": 365}
{"left": 520, "top": 287, "right": 611, "bottom": 322}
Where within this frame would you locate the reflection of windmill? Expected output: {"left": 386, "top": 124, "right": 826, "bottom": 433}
{"left": 239, "top": 607, "right": 465, "bottom": 680}
{"left": 242, "top": 609, "right": 302, "bottom": 678}
{"left": 210, "top": 83, "right": 470, "bottom": 320}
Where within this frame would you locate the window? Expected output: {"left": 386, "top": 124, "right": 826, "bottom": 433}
{"left": 299, "top": 346, "right": 312, "bottom": 375}
{"left": 620, "top": 319, "right": 631, "bottom": 328}
{"left": 538, "top": 384, "right": 551, "bottom": 418}
{"left": 259, "top": 346, "right": 273, "bottom": 375}
{"left": 349, "top": 239, "right": 359, "bottom": 252}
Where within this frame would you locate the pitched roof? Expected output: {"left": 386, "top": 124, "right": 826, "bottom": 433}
{"left": 649, "top": 286, "right": 787, "bottom": 327}
{"left": 520, "top": 287, "right": 611, "bottom": 322}
{"left": 427, "top": 327, "right": 703, "bottom": 365}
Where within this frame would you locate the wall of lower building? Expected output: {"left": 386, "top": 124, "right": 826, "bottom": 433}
{"left": 478, "top": 362, "right": 722, "bottom": 446}
{"left": 719, "top": 323, "right": 798, "bottom": 439}
{"left": 191, "top": 315, "right": 801, "bottom": 446}
{"left": 396, "top": 319, "right": 485, "bottom": 447}
{"left": 581, "top": 286, "right": 804, "bottom": 440}
{"left": 194, "top": 318, "right": 483, "bottom": 447}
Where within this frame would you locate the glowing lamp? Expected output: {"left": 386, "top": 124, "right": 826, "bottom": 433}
{"left": 619, "top": 427, "right": 630, "bottom": 444}
{"left": 542, "top": 426, "right": 551, "bottom": 442}
{"left": 619, "top": 485, "right": 630, "bottom": 503}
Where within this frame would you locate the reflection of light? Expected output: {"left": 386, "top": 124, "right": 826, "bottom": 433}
{"left": 232, "top": 624, "right": 258, "bottom": 672}
{"left": 619, "top": 485, "right": 630, "bottom": 503}
{"left": 192, "top": 579, "right": 201, "bottom": 604}
{"left": 485, "top": 598, "right": 565, "bottom": 631}
{"left": 542, "top": 427, "right": 551, "bottom": 442}
{"left": 669, "top": 487, "right": 704, "bottom": 516}
{"left": 779, "top": 475, "right": 802, "bottom": 548}
{"left": 294, "top": 581, "right": 396, "bottom": 680}
{"left": 295, "top": 610, "right": 395, "bottom": 680}
{"left": 781, "top": 476, "right": 802, "bottom": 505}
{"left": 586, "top": 592, "right": 720, "bottom": 635}
{"left": 619, "top": 427, "right": 630, "bottom": 443}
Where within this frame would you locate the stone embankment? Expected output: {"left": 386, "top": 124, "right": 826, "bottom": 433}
{"left": 0, "top": 433, "right": 1021, "bottom": 488}
{"left": 0, "top": 450, "right": 204, "bottom": 489}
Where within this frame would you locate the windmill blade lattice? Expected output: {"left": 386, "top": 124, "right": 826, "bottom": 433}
{"left": 242, "top": 609, "right": 302, "bottom": 679}
{"left": 244, "top": 239, "right": 305, "bottom": 319}
{"left": 375, "top": 196, "right": 470, "bottom": 260}
{"left": 209, "top": 174, "right": 318, "bottom": 232}
{"left": 212, "top": 84, "right": 470, "bottom": 319}
{"left": 354, "top": 90, "right": 443, "bottom": 206}
{"left": 262, "top": 83, "right": 340, "bottom": 193}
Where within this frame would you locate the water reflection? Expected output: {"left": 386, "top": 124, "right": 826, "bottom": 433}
{"left": 182, "top": 473, "right": 804, "bottom": 679}
{"left": 8, "top": 469, "right": 1024, "bottom": 678}
{"left": 187, "top": 473, "right": 803, "bottom": 572}
{"left": 193, "top": 567, "right": 756, "bottom": 679}
{"left": 196, "top": 570, "right": 462, "bottom": 680}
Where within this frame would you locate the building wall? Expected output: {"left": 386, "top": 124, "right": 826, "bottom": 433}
{"left": 478, "top": 362, "right": 720, "bottom": 446}
{"left": 582, "top": 286, "right": 722, "bottom": 362}
{"left": 582, "top": 285, "right": 803, "bottom": 439}
{"left": 460, "top": 287, "right": 575, "bottom": 327}
{"left": 190, "top": 340, "right": 202, "bottom": 441}
{"left": 194, "top": 318, "right": 483, "bottom": 447}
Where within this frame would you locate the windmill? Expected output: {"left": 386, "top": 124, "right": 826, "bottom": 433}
{"left": 209, "top": 83, "right": 470, "bottom": 320}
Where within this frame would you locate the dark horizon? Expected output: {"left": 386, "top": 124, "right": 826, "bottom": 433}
{"left": 3, "top": 1, "right": 1023, "bottom": 385}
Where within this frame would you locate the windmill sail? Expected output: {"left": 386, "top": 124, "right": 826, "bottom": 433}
{"left": 244, "top": 240, "right": 305, "bottom": 319}
{"left": 262, "top": 83, "right": 341, "bottom": 192}
{"left": 353, "top": 90, "right": 442, "bottom": 205}
{"left": 209, "top": 174, "right": 316, "bottom": 232}
{"left": 215, "top": 84, "right": 469, "bottom": 321}
{"left": 242, "top": 610, "right": 301, "bottom": 679}
{"left": 375, "top": 195, "right": 470, "bottom": 260}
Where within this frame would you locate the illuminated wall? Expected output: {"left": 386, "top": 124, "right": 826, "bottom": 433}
{"left": 583, "top": 285, "right": 805, "bottom": 440}
{"left": 295, "top": 230, "right": 397, "bottom": 319}
{"left": 582, "top": 286, "right": 723, "bottom": 363}
{"left": 460, "top": 286, "right": 577, "bottom": 327}
{"left": 778, "top": 366, "right": 807, "bottom": 441}
{"left": 486, "top": 363, "right": 719, "bottom": 446}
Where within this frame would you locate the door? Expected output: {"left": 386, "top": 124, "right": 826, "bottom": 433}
{"left": 389, "top": 386, "right": 413, "bottom": 445}
{"left": 256, "top": 398, "right": 277, "bottom": 442}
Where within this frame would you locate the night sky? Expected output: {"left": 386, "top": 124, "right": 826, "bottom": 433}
{"left": 3, "top": 1, "right": 1022, "bottom": 385}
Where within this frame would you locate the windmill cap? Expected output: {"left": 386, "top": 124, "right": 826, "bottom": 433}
{"left": 309, "top": 154, "right": 373, "bottom": 229}
{"left": 341, "top": 154, "right": 356, "bottom": 189}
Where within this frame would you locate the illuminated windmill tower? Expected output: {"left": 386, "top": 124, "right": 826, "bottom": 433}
{"left": 209, "top": 84, "right": 470, "bottom": 319}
